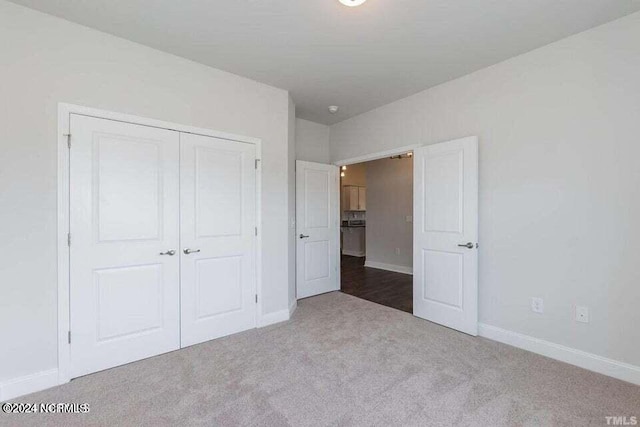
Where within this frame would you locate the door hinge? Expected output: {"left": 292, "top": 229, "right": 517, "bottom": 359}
{"left": 68, "top": 331, "right": 71, "bottom": 344}
{"left": 255, "top": 227, "right": 258, "bottom": 236}
{"left": 64, "top": 133, "right": 71, "bottom": 149}
{"left": 255, "top": 294, "right": 258, "bottom": 304}
{"left": 67, "top": 233, "right": 71, "bottom": 247}
{"left": 255, "top": 159, "right": 260, "bottom": 169}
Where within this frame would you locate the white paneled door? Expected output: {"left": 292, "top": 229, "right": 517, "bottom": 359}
{"left": 69, "top": 115, "right": 181, "bottom": 378}
{"left": 180, "top": 133, "right": 257, "bottom": 348}
{"left": 413, "top": 136, "right": 479, "bottom": 336}
{"left": 296, "top": 161, "right": 339, "bottom": 299}
{"left": 69, "top": 114, "right": 258, "bottom": 378}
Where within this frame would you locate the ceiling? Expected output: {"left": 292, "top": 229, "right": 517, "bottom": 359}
{"left": 11, "top": 0, "right": 640, "bottom": 124}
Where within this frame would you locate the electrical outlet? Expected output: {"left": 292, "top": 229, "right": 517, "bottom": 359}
{"left": 575, "top": 305, "right": 589, "bottom": 323}
{"left": 531, "top": 297, "right": 544, "bottom": 314}
{"left": 405, "top": 216, "right": 413, "bottom": 223}
{"left": 395, "top": 248, "right": 401, "bottom": 255}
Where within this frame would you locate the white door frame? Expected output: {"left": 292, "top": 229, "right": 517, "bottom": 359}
{"left": 333, "top": 144, "right": 421, "bottom": 291}
{"left": 57, "top": 103, "right": 262, "bottom": 385}
{"left": 333, "top": 144, "right": 423, "bottom": 168}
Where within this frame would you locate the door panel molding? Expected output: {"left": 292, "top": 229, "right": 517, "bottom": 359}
{"left": 57, "top": 103, "right": 262, "bottom": 385}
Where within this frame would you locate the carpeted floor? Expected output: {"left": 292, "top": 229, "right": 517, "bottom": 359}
{"left": 3, "top": 292, "right": 639, "bottom": 426}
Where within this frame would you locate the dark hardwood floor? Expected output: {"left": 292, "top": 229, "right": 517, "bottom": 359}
{"left": 340, "top": 255, "right": 413, "bottom": 313}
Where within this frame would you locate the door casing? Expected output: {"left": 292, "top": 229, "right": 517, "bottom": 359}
{"left": 57, "top": 103, "right": 262, "bottom": 385}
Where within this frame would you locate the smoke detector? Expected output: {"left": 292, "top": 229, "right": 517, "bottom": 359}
{"left": 328, "top": 106, "right": 339, "bottom": 114}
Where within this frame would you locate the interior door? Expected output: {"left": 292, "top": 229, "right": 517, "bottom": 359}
{"left": 296, "top": 161, "right": 340, "bottom": 299}
{"left": 180, "top": 133, "right": 257, "bottom": 348}
{"left": 413, "top": 136, "right": 479, "bottom": 336}
{"left": 69, "top": 115, "right": 180, "bottom": 378}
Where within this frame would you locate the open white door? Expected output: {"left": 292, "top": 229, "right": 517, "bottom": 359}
{"left": 413, "top": 136, "right": 479, "bottom": 336}
{"left": 296, "top": 161, "right": 340, "bottom": 299}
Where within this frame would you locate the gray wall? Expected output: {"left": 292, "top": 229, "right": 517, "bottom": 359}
{"left": 295, "top": 118, "right": 330, "bottom": 163}
{"left": 0, "top": 1, "right": 291, "bottom": 384}
{"left": 287, "top": 98, "right": 297, "bottom": 311}
{"left": 330, "top": 12, "right": 640, "bottom": 367}
{"left": 365, "top": 157, "right": 413, "bottom": 270}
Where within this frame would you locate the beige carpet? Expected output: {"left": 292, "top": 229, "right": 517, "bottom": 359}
{"left": 3, "top": 292, "right": 639, "bottom": 426}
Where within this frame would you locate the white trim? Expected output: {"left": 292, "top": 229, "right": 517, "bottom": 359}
{"left": 289, "top": 299, "right": 298, "bottom": 317}
{"left": 57, "top": 103, "right": 263, "bottom": 390}
{"left": 257, "top": 309, "right": 290, "bottom": 328}
{"left": 364, "top": 261, "right": 413, "bottom": 275}
{"left": 334, "top": 143, "right": 421, "bottom": 167}
{"left": 0, "top": 369, "right": 59, "bottom": 402}
{"left": 57, "top": 106, "right": 71, "bottom": 386}
{"left": 342, "top": 249, "right": 365, "bottom": 257}
{"left": 479, "top": 323, "right": 640, "bottom": 386}
{"left": 59, "top": 104, "right": 261, "bottom": 145}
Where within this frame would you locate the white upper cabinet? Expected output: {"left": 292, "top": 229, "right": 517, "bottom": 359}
{"left": 358, "top": 187, "right": 366, "bottom": 211}
{"left": 343, "top": 185, "right": 366, "bottom": 211}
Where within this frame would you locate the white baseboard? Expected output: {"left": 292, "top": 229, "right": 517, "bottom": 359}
{"left": 342, "top": 250, "right": 365, "bottom": 257}
{"left": 0, "top": 369, "right": 59, "bottom": 401}
{"left": 479, "top": 323, "right": 640, "bottom": 386}
{"left": 289, "top": 299, "right": 298, "bottom": 317}
{"left": 257, "top": 308, "right": 290, "bottom": 328}
{"left": 364, "top": 261, "right": 413, "bottom": 275}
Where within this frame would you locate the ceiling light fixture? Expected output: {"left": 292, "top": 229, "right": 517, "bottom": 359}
{"left": 328, "top": 105, "right": 339, "bottom": 114}
{"left": 341, "top": 165, "right": 347, "bottom": 171}
{"left": 339, "top": 0, "right": 367, "bottom": 7}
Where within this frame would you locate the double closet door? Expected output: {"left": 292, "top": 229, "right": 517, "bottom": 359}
{"left": 69, "top": 115, "right": 257, "bottom": 379}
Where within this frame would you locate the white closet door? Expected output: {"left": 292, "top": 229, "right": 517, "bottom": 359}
{"left": 69, "top": 115, "right": 180, "bottom": 378}
{"left": 296, "top": 161, "right": 340, "bottom": 299}
{"left": 180, "top": 133, "right": 257, "bottom": 348}
{"left": 413, "top": 136, "right": 479, "bottom": 336}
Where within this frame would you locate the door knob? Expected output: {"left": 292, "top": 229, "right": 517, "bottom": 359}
{"left": 457, "top": 242, "right": 475, "bottom": 249}
{"left": 183, "top": 248, "right": 201, "bottom": 255}
{"left": 299, "top": 234, "right": 310, "bottom": 239}
{"left": 159, "top": 250, "right": 176, "bottom": 256}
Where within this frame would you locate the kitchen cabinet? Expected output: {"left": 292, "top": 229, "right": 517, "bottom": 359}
{"left": 341, "top": 226, "right": 366, "bottom": 257}
{"left": 343, "top": 185, "right": 366, "bottom": 211}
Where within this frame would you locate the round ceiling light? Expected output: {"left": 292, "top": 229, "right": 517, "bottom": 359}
{"left": 339, "top": 0, "right": 367, "bottom": 7}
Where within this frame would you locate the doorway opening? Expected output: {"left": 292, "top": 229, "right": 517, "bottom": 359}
{"left": 339, "top": 152, "right": 414, "bottom": 313}
{"left": 296, "top": 136, "right": 478, "bottom": 335}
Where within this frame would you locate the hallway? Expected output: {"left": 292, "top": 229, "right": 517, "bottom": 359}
{"left": 340, "top": 255, "right": 413, "bottom": 313}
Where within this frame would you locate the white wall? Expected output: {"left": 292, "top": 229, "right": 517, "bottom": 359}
{"left": 0, "top": 1, "right": 291, "bottom": 385}
{"left": 295, "top": 118, "right": 330, "bottom": 163}
{"left": 365, "top": 158, "right": 413, "bottom": 270}
{"left": 331, "top": 12, "right": 640, "bottom": 368}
